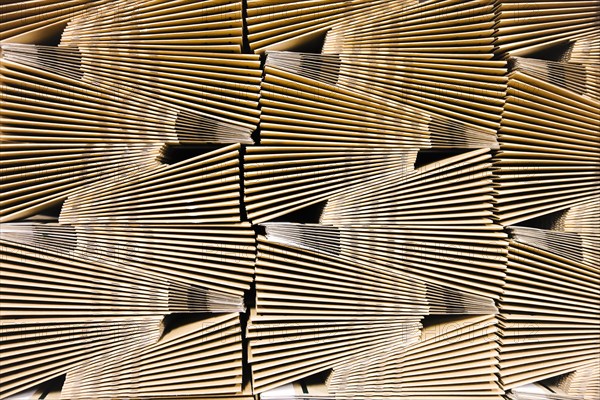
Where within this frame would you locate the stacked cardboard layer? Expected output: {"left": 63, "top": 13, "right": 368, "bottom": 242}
{"left": 1, "top": 221, "right": 256, "bottom": 301}
{"left": 497, "top": 240, "right": 600, "bottom": 390}
{"left": 0, "top": 142, "right": 164, "bottom": 222}
{"left": 0, "top": 239, "right": 244, "bottom": 316}
{"left": 248, "top": 236, "right": 424, "bottom": 393}
{"left": 493, "top": 69, "right": 600, "bottom": 226}
{"left": 2, "top": 43, "right": 261, "bottom": 133}
{"left": 327, "top": 315, "right": 503, "bottom": 399}
{"left": 60, "top": 313, "right": 245, "bottom": 398}
{"left": 266, "top": 51, "right": 505, "bottom": 149}
{"left": 0, "top": 314, "right": 164, "bottom": 399}
{"left": 266, "top": 149, "right": 508, "bottom": 300}
{"left": 0, "top": 47, "right": 258, "bottom": 222}
{"left": 60, "top": 0, "right": 246, "bottom": 52}
{"left": 245, "top": 0, "right": 385, "bottom": 53}
{"left": 59, "top": 144, "right": 244, "bottom": 224}
{"left": 247, "top": 236, "right": 499, "bottom": 393}
{"left": 563, "top": 200, "right": 600, "bottom": 268}
{"left": 555, "top": 361, "right": 600, "bottom": 400}
{"left": 509, "top": 57, "right": 599, "bottom": 102}
{"left": 3, "top": 3, "right": 257, "bottom": 398}
{"left": 0, "top": 0, "right": 107, "bottom": 44}
{"left": 494, "top": 1, "right": 600, "bottom": 57}
{"left": 1, "top": 0, "right": 599, "bottom": 399}
{"left": 0, "top": 49, "right": 256, "bottom": 145}
{"left": 259, "top": 58, "right": 430, "bottom": 149}
{"left": 244, "top": 146, "right": 417, "bottom": 223}
{"left": 321, "top": 0, "right": 506, "bottom": 147}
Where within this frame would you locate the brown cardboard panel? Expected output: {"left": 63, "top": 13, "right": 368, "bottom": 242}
{"left": 252, "top": 333, "right": 411, "bottom": 393}
{"left": 325, "top": 315, "right": 502, "bottom": 397}
{"left": 2, "top": 44, "right": 261, "bottom": 128}
{"left": 497, "top": 238, "right": 600, "bottom": 390}
{"left": 1, "top": 222, "right": 255, "bottom": 298}
{"left": 0, "top": 316, "right": 163, "bottom": 398}
{"left": 0, "top": 239, "right": 247, "bottom": 313}
{"left": 494, "top": 69, "right": 599, "bottom": 226}
{"left": 0, "top": 1, "right": 110, "bottom": 42}
{"left": 59, "top": 0, "right": 244, "bottom": 52}
{"left": 248, "top": 236, "right": 500, "bottom": 393}
{"left": 2, "top": 1, "right": 599, "bottom": 398}
{"left": 60, "top": 313, "right": 245, "bottom": 397}
{"left": 5, "top": 46, "right": 258, "bottom": 140}
{"left": 494, "top": 1, "right": 600, "bottom": 57}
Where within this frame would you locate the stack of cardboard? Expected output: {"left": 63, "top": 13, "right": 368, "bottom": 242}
{"left": 1, "top": 0, "right": 599, "bottom": 399}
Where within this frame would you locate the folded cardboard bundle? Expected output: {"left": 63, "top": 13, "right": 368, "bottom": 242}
{"left": 1, "top": 0, "right": 598, "bottom": 399}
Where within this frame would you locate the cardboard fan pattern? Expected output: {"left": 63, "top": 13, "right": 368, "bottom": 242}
{"left": 0, "top": 1, "right": 598, "bottom": 399}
